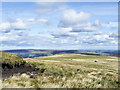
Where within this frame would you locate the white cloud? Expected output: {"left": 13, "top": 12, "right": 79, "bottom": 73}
{"left": 71, "top": 20, "right": 101, "bottom": 32}
{"left": 0, "top": 22, "right": 11, "bottom": 33}
{"left": 111, "top": 40, "right": 118, "bottom": 44}
{"left": 11, "top": 18, "right": 27, "bottom": 30}
{"left": 74, "top": 40, "right": 79, "bottom": 44}
{"left": 61, "top": 39, "right": 68, "bottom": 44}
{"left": 94, "top": 34, "right": 109, "bottom": 41}
{"left": 58, "top": 9, "right": 117, "bottom": 33}
{"left": 102, "top": 22, "right": 118, "bottom": 29}
{"left": 0, "top": 32, "right": 20, "bottom": 41}
{"left": 0, "top": 30, "right": 34, "bottom": 47}
{"left": 26, "top": 18, "right": 35, "bottom": 23}
{"left": 25, "top": 18, "right": 51, "bottom": 26}
{"left": 38, "top": 19, "right": 51, "bottom": 26}
{"left": 72, "top": 32, "right": 118, "bottom": 46}
{"left": 109, "top": 32, "right": 118, "bottom": 38}
{"left": 0, "top": 18, "right": 51, "bottom": 34}
{"left": 0, "top": 19, "right": 27, "bottom": 33}
{"left": 51, "top": 27, "right": 78, "bottom": 38}
{"left": 59, "top": 9, "right": 91, "bottom": 27}
{"left": 58, "top": 9, "right": 102, "bottom": 32}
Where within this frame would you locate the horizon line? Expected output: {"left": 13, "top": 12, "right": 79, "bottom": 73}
{"left": 0, "top": 48, "right": 118, "bottom": 51}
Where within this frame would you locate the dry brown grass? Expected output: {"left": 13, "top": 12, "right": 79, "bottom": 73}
{"left": 2, "top": 53, "right": 119, "bottom": 88}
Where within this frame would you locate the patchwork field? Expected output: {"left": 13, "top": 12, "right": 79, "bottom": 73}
{"left": 2, "top": 53, "right": 119, "bottom": 88}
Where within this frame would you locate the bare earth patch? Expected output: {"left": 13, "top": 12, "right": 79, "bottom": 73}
{"left": 45, "top": 54, "right": 86, "bottom": 58}
{"left": 45, "top": 55, "right": 65, "bottom": 58}
{"left": 71, "top": 59, "right": 97, "bottom": 62}
{"left": 106, "top": 59, "right": 118, "bottom": 61}
{"left": 43, "top": 60, "right": 61, "bottom": 62}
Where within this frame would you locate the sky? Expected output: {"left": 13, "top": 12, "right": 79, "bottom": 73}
{"left": 0, "top": 2, "right": 118, "bottom": 50}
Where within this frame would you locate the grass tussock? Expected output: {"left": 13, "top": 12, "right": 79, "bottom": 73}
{"left": 2, "top": 70, "right": 118, "bottom": 88}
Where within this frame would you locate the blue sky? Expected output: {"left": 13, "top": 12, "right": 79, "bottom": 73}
{"left": 0, "top": 2, "right": 118, "bottom": 50}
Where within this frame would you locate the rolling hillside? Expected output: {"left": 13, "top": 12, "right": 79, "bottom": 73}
{"left": 2, "top": 53, "right": 119, "bottom": 88}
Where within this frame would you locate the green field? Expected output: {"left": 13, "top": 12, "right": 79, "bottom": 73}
{"left": 2, "top": 53, "right": 119, "bottom": 88}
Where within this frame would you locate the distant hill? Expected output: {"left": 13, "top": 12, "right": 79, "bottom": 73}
{"left": 1, "top": 49, "right": 78, "bottom": 58}
{"left": 1, "top": 49, "right": 118, "bottom": 58}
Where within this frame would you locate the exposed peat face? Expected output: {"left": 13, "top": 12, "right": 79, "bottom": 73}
{"left": 1, "top": 52, "right": 41, "bottom": 79}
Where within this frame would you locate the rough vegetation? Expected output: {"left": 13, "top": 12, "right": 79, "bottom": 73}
{"left": 1, "top": 52, "right": 39, "bottom": 79}
{"left": 1, "top": 52, "right": 24, "bottom": 67}
{"left": 1, "top": 53, "right": 119, "bottom": 88}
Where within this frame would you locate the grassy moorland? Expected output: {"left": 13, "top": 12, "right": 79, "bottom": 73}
{"left": 2, "top": 53, "right": 119, "bottom": 88}
{"left": 1, "top": 52, "right": 24, "bottom": 67}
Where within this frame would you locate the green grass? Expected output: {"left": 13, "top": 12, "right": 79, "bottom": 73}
{"left": 1, "top": 52, "right": 24, "bottom": 67}
{"left": 2, "top": 53, "right": 119, "bottom": 88}
{"left": 36, "top": 54, "right": 113, "bottom": 61}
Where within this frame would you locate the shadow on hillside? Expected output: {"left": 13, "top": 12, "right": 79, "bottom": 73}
{"left": 2, "top": 62, "right": 40, "bottom": 79}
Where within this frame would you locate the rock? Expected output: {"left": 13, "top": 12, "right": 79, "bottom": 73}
{"left": 94, "top": 60, "right": 97, "bottom": 62}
